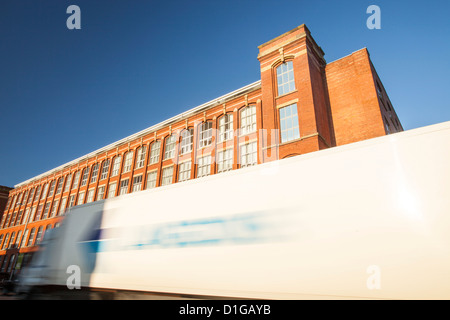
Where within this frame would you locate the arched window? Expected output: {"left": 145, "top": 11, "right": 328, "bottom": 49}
{"left": 2, "top": 233, "right": 10, "bottom": 250}
{"left": 90, "top": 164, "right": 99, "bottom": 183}
{"left": 276, "top": 60, "right": 295, "bottom": 95}
{"left": 100, "top": 159, "right": 110, "bottom": 180}
{"left": 56, "top": 176, "right": 65, "bottom": 194}
{"left": 123, "top": 151, "right": 134, "bottom": 173}
{"left": 198, "top": 122, "right": 212, "bottom": 148}
{"left": 35, "top": 226, "right": 44, "bottom": 246}
{"left": 80, "top": 167, "right": 90, "bottom": 186}
{"left": 27, "top": 228, "right": 36, "bottom": 247}
{"left": 164, "top": 135, "right": 177, "bottom": 160}
{"left": 180, "top": 129, "right": 193, "bottom": 155}
{"left": 240, "top": 105, "right": 256, "bottom": 135}
{"left": 218, "top": 114, "right": 233, "bottom": 142}
{"left": 111, "top": 156, "right": 122, "bottom": 177}
{"left": 149, "top": 141, "right": 161, "bottom": 164}
{"left": 135, "top": 146, "right": 147, "bottom": 169}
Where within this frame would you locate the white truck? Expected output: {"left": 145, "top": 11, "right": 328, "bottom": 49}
{"left": 17, "top": 121, "right": 450, "bottom": 299}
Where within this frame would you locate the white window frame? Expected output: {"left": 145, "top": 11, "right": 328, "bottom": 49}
{"left": 135, "top": 146, "right": 147, "bottom": 169}
{"left": 107, "top": 182, "right": 117, "bottom": 198}
{"left": 164, "top": 135, "right": 176, "bottom": 160}
{"left": 77, "top": 192, "right": 85, "bottom": 205}
{"left": 198, "top": 122, "right": 213, "bottom": 148}
{"left": 279, "top": 103, "right": 300, "bottom": 143}
{"left": 80, "top": 167, "right": 90, "bottom": 187}
{"left": 90, "top": 164, "right": 99, "bottom": 183}
{"left": 240, "top": 105, "right": 257, "bottom": 135}
{"left": 86, "top": 189, "right": 95, "bottom": 203}
{"left": 240, "top": 141, "right": 257, "bottom": 168}
{"left": 132, "top": 175, "right": 143, "bottom": 192}
{"left": 161, "top": 167, "right": 174, "bottom": 186}
{"left": 276, "top": 60, "right": 296, "bottom": 96}
{"left": 123, "top": 152, "right": 134, "bottom": 173}
{"left": 96, "top": 186, "right": 105, "bottom": 201}
{"left": 111, "top": 156, "right": 121, "bottom": 177}
{"left": 218, "top": 114, "right": 233, "bottom": 142}
{"left": 178, "top": 161, "right": 192, "bottom": 182}
{"left": 119, "top": 179, "right": 129, "bottom": 195}
{"left": 100, "top": 159, "right": 110, "bottom": 180}
{"left": 146, "top": 171, "right": 158, "bottom": 189}
{"left": 180, "top": 129, "right": 193, "bottom": 155}
{"left": 149, "top": 141, "right": 161, "bottom": 164}
{"left": 217, "top": 148, "right": 233, "bottom": 173}
{"left": 197, "top": 155, "right": 211, "bottom": 178}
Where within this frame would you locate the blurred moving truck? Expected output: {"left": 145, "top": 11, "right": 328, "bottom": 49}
{"left": 17, "top": 121, "right": 450, "bottom": 299}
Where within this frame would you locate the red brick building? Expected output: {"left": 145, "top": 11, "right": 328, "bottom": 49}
{"left": 0, "top": 24, "right": 402, "bottom": 275}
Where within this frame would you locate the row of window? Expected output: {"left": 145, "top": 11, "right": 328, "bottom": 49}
{"left": 0, "top": 223, "right": 56, "bottom": 253}
{"left": 0, "top": 141, "right": 259, "bottom": 229}
{"left": 3, "top": 100, "right": 302, "bottom": 229}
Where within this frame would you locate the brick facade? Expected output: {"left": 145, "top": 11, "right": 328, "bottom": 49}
{"left": 0, "top": 24, "right": 402, "bottom": 275}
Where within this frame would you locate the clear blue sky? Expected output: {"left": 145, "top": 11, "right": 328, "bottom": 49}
{"left": 1, "top": 0, "right": 449, "bottom": 187}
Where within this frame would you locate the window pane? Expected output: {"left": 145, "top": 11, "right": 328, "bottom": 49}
{"left": 279, "top": 103, "right": 300, "bottom": 143}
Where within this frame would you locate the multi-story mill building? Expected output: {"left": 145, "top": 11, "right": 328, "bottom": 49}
{"left": 0, "top": 24, "right": 402, "bottom": 275}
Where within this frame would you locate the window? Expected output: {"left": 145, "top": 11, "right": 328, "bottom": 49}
{"left": 2, "top": 233, "right": 10, "bottom": 250}
{"left": 198, "top": 122, "right": 213, "bottom": 148}
{"left": 276, "top": 60, "right": 295, "bottom": 95}
{"left": 108, "top": 182, "right": 117, "bottom": 198}
{"left": 149, "top": 141, "right": 161, "bottom": 164}
{"left": 35, "top": 227, "right": 44, "bottom": 245}
{"left": 279, "top": 103, "right": 300, "bottom": 143}
{"left": 27, "top": 188, "right": 35, "bottom": 204}
{"left": 240, "top": 106, "right": 257, "bottom": 135}
{"left": 41, "top": 183, "right": 49, "bottom": 200}
{"left": 132, "top": 176, "right": 143, "bottom": 192}
{"left": 178, "top": 161, "right": 192, "bottom": 182}
{"left": 21, "top": 229, "right": 29, "bottom": 248}
{"left": 218, "top": 114, "right": 233, "bottom": 142}
{"left": 81, "top": 167, "right": 90, "bottom": 187}
{"left": 72, "top": 171, "right": 81, "bottom": 189}
{"left": 42, "top": 202, "right": 51, "bottom": 219}
{"left": 56, "top": 177, "right": 64, "bottom": 194}
{"left": 30, "top": 206, "right": 37, "bottom": 222}
{"left": 197, "top": 155, "right": 211, "bottom": 178}
{"left": 59, "top": 197, "right": 67, "bottom": 215}
{"left": 27, "top": 228, "right": 35, "bottom": 247}
{"left": 90, "top": 164, "right": 99, "bottom": 183}
{"left": 135, "top": 146, "right": 147, "bottom": 169}
{"left": 180, "top": 129, "right": 193, "bottom": 155}
{"left": 77, "top": 192, "right": 85, "bottom": 205}
{"left": 240, "top": 142, "right": 257, "bottom": 168}
{"left": 34, "top": 186, "right": 41, "bottom": 202}
{"left": 35, "top": 204, "right": 43, "bottom": 221}
{"left": 100, "top": 159, "right": 110, "bottom": 180}
{"left": 86, "top": 189, "right": 95, "bottom": 203}
{"left": 68, "top": 195, "right": 76, "bottom": 208}
{"left": 123, "top": 152, "right": 134, "bottom": 173}
{"left": 217, "top": 148, "right": 233, "bottom": 173}
{"left": 96, "top": 186, "right": 105, "bottom": 201}
{"left": 111, "top": 156, "right": 121, "bottom": 177}
{"left": 161, "top": 167, "right": 174, "bottom": 186}
{"left": 48, "top": 180, "right": 56, "bottom": 197}
{"left": 119, "top": 179, "right": 129, "bottom": 195}
{"left": 50, "top": 200, "right": 59, "bottom": 217}
{"left": 164, "top": 135, "right": 176, "bottom": 160}
{"left": 146, "top": 171, "right": 157, "bottom": 189}
{"left": 64, "top": 174, "right": 72, "bottom": 192}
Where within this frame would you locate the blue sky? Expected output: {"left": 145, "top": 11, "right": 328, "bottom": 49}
{"left": 1, "top": 0, "right": 449, "bottom": 187}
